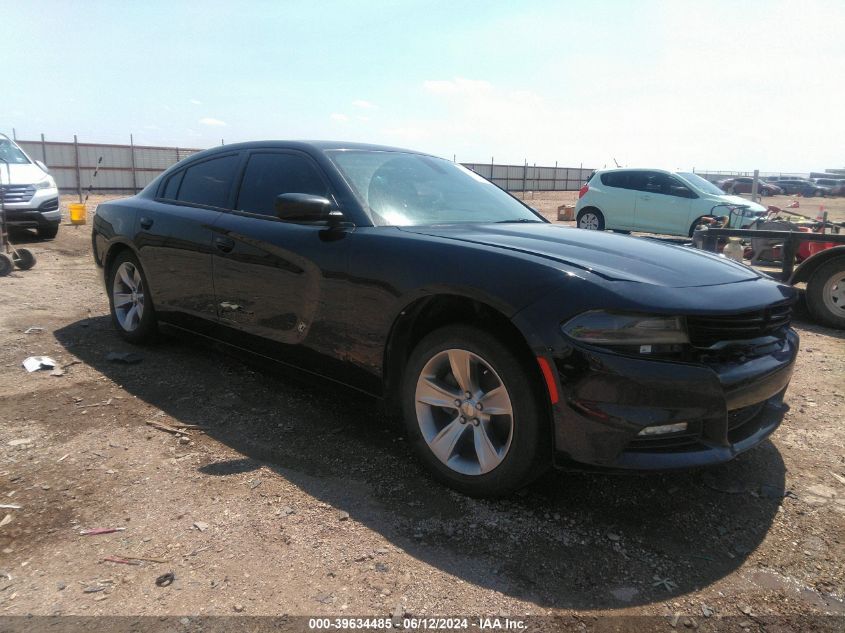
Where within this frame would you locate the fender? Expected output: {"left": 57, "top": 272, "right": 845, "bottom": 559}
{"left": 790, "top": 246, "right": 845, "bottom": 284}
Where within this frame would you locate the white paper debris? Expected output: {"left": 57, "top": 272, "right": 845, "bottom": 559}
{"left": 22, "top": 356, "right": 56, "bottom": 372}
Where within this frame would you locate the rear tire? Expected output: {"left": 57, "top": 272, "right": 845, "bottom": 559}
{"left": 12, "top": 249, "right": 36, "bottom": 270}
{"left": 108, "top": 250, "right": 158, "bottom": 343}
{"left": 401, "top": 325, "right": 550, "bottom": 497}
{"left": 576, "top": 208, "right": 605, "bottom": 231}
{"left": 806, "top": 257, "right": 845, "bottom": 329}
{"left": 37, "top": 224, "right": 59, "bottom": 240}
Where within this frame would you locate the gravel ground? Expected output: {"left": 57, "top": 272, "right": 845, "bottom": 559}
{"left": 0, "top": 195, "right": 843, "bottom": 625}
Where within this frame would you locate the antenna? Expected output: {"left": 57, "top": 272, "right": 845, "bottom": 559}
{"left": 613, "top": 157, "right": 621, "bottom": 168}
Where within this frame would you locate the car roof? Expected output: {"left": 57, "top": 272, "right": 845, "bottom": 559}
{"left": 187, "top": 139, "right": 430, "bottom": 158}
{"left": 594, "top": 167, "right": 681, "bottom": 175}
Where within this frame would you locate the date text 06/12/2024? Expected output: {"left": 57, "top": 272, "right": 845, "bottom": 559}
{"left": 307, "top": 617, "right": 527, "bottom": 630}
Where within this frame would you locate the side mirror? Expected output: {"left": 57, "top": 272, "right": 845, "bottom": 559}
{"left": 274, "top": 193, "right": 341, "bottom": 224}
{"left": 35, "top": 160, "right": 49, "bottom": 173}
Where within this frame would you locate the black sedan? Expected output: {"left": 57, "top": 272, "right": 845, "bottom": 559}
{"left": 92, "top": 141, "right": 799, "bottom": 497}
{"left": 775, "top": 178, "right": 829, "bottom": 197}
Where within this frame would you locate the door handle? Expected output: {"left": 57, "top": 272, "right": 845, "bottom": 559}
{"left": 639, "top": 195, "right": 651, "bottom": 200}
{"left": 139, "top": 216, "right": 154, "bottom": 229}
{"left": 214, "top": 235, "right": 235, "bottom": 253}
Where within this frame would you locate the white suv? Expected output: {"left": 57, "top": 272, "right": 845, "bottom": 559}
{"left": 0, "top": 134, "right": 60, "bottom": 239}
{"left": 574, "top": 168, "right": 768, "bottom": 237}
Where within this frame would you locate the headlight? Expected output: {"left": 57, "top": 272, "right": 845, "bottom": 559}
{"left": 33, "top": 175, "right": 56, "bottom": 189}
{"left": 562, "top": 311, "right": 689, "bottom": 345}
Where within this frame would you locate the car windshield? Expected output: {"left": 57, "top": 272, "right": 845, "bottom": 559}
{"left": 677, "top": 172, "right": 726, "bottom": 195}
{"left": 0, "top": 137, "right": 31, "bottom": 165}
{"left": 328, "top": 150, "right": 543, "bottom": 226}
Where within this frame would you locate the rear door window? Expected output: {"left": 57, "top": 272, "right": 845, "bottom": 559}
{"left": 176, "top": 154, "right": 240, "bottom": 208}
{"left": 626, "top": 171, "right": 652, "bottom": 192}
{"left": 236, "top": 152, "right": 329, "bottom": 216}
{"left": 600, "top": 172, "right": 631, "bottom": 188}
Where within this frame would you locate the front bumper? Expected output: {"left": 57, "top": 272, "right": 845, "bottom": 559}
{"left": 549, "top": 329, "right": 798, "bottom": 469}
{"left": 2, "top": 188, "right": 61, "bottom": 228}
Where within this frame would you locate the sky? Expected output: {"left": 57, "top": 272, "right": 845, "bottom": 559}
{"left": 3, "top": 0, "right": 844, "bottom": 172}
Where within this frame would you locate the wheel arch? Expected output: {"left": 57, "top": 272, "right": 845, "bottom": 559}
{"left": 577, "top": 205, "right": 603, "bottom": 217}
{"left": 381, "top": 293, "right": 546, "bottom": 416}
{"left": 790, "top": 247, "right": 845, "bottom": 284}
{"left": 102, "top": 240, "right": 141, "bottom": 284}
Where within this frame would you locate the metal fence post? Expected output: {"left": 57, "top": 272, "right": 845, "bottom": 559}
{"left": 74, "top": 134, "right": 82, "bottom": 203}
{"left": 40, "top": 133, "right": 47, "bottom": 164}
{"left": 553, "top": 161, "right": 557, "bottom": 191}
{"left": 751, "top": 169, "right": 760, "bottom": 204}
{"left": 522, "top": 160, "right": 527, "bottom": 192}
{"left": 130, "top": 134, "right": 138, "bottom": 193}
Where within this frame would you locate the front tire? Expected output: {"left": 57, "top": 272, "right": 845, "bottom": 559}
{"left": 806, "top": 257, "right": 845, "bottom": 329}
{"left": 402, "top": 325, "right": 549, "bottom": 497}
{"left": 108, "top": 250, "right": 157, "bottom": 343}
{"left": 37, "top": 224, "right": 59, "bottom": 240}
{"left": 576, "top": 208, "right": 605, "bottom": 231}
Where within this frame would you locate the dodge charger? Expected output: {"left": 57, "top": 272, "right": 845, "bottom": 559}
{"left": 92, "top": 141, "right": 798, "bottom": 496}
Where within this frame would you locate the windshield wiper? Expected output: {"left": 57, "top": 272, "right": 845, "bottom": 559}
{"left": 495, "top": 218, "right": 542, "bottom": 223}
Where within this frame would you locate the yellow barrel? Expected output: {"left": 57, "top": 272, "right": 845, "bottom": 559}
{"left": 69, "top": 203, "right": 87, "bottom": 225}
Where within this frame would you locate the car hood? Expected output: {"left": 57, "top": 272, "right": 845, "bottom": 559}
{"left": 1, "top": 162, "right": 48, "bottom": 186}
{"left": 399, "top": 223, "right": 763, "bottom": 288}
{"left": 716, "top": 194, "right": 768, "bottom": 213}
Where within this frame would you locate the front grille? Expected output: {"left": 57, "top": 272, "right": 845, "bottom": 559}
{"left": 626, "top": 433, "right": 701, "bottom": 452}
{"left": 686, "top": 302, "right": 792, "bottom": 348}
{"left": 0, "top": 184, "right": 36, "bottom": 204}
{"left": 727, "top": 402, "right": 767, "bottom": 442}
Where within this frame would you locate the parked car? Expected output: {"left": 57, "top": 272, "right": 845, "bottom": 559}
{"left": 0, "top": 133, "right": 61, "bottom": 239}
{"left": 717, "top": 177, "right": 783, "bottom": 196}
{"left": 575, "top": 168, "right": 769, "bottom": 237}
{"left": 775, "top": 178, "right": 829, "bottom": 197}
{"left": 811, "top": 178, "right": 845, "bottom": 196}
{"left": 92, "top": 141, "right": 799, "bottom": 497}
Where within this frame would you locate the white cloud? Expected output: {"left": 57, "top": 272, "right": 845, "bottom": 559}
{"left": 330, "top": 113, "right": 349, "bottom": 122}
{"left": 190, "top": 99, "right": 202, "bottom": 105}
{"left": 351, "top": 99, "right": 377, "bottom": 109}
{"left": 199, "top": 117, "right": 227, "bottom": 127}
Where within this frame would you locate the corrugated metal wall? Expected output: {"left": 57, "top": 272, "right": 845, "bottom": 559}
{"left": 15, "top": 138, "right": 202, "bottom": 194}
{"left": 463, "top": 162, "right": 593, "bottom": 192}
{"left": 14, "top": 137, "right": 592, "bottom": 194}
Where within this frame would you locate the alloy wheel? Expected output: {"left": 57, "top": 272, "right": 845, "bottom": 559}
{"left": 414, "top": 348, "right": 514, "bottom": 476}
{"left": 579, "top": 212, "right": 600, "bottom": 230}
{"left": 112, "top": 261, "right": 145, "bottom": 332}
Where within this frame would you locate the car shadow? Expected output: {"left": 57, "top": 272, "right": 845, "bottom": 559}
{"left": 8, "top": 228, "right": 48, "bottom": 244}
{"left": 55, "top": 317, "right": 787, "bottom": 610}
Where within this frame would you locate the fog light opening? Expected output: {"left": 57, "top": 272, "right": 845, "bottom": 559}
{"left": 638, "top": 422, "right": 688, "bottom": 436}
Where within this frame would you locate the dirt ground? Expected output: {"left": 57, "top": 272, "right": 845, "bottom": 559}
{"left": 0, "top": 194, "right": 843, "bottom": 625}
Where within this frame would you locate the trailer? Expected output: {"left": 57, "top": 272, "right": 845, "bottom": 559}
{"left": 694, "top": 227, "right": 845, "bottom": 329}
